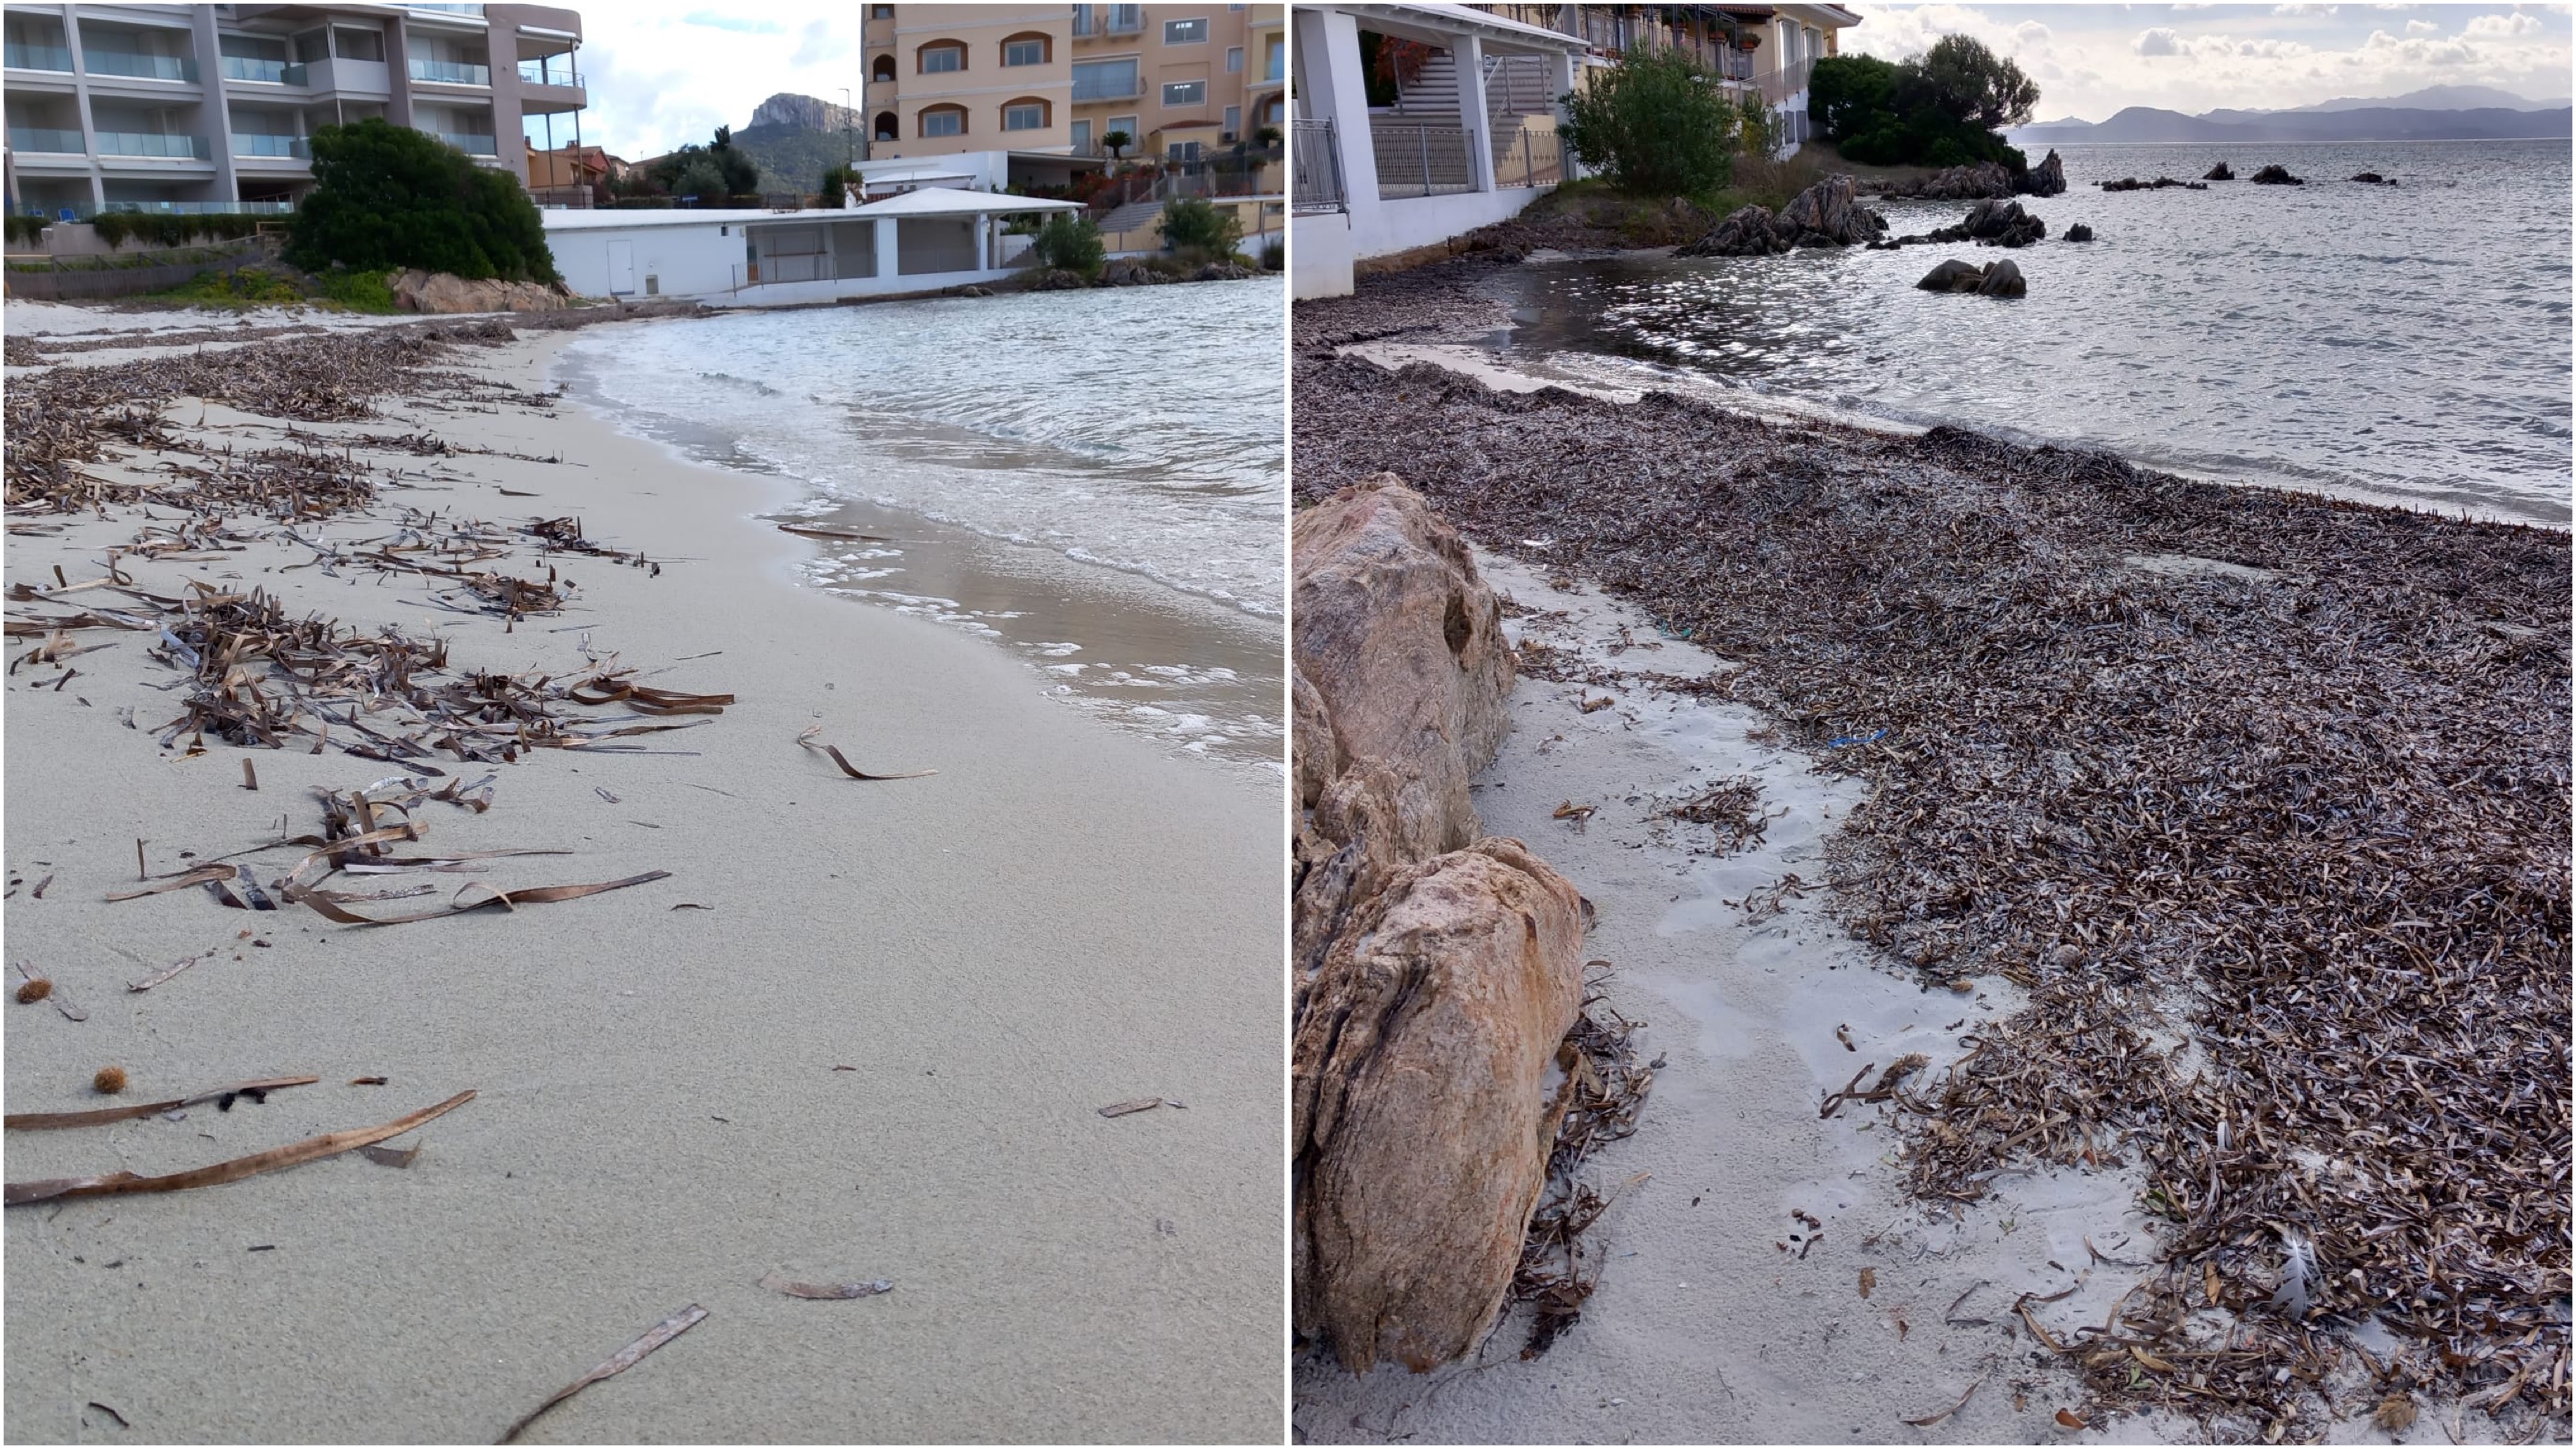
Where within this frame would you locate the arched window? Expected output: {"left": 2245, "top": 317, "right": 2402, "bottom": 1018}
{"left": 918, "top": 103, "right": 968, "bottom": 138}
{"left": 1000, "top": 95, "right": 1050, "bottom": 132}
{"left": 999, "top": 31, "right": 1050, "bottom": 66}
{"left": 916, "top": 39, "right": 965, "bottom": 74}
{"left": 871, "top": 54, "right": 895, "bottom": 82}
{"left": 873, "top": 110, "right": 899, "bottom": 140}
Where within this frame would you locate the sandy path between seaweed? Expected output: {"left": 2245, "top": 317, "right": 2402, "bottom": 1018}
{"left": 3, "top": 321, "right": 1284, "bottom": 1443}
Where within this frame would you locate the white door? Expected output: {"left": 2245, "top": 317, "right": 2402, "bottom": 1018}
{"left": 606, "top": 239, "right": 635, "bottom": 294}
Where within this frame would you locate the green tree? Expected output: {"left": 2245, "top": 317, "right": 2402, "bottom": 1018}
{"left": 1102, "top": 129, "right": 1133, "bottom": 160}
{"left": 1159, "top": 195, "right": 1242, "bottom": 256}
{"left": 821, "top": 162, "right": 859, "bottom": 207}
{"left": 1029, "top": 212, "right": 1106, "bottom": 278}
{"left": 1559, "top": 47, "right": 1739, "bottom": 197}
{"left": 651, "top": 127, "right": 761, "bottom": 201}
{"left": 1807, "top": 53, "right": 1900, "bottom": 141}
{"left": 285, "top": 118, "right": 556, "bottom": 283}
{"left": 670, "top": 156, "right": 728, "bottom": 200}
{"left": 1915, "top": 36, "right": 2039, "bottom": 132}
{"left": 1807, "top": 39, "right": 2033, "bottom": 170}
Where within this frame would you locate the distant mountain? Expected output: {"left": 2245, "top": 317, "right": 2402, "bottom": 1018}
{"left": 2298, "top": 84, "right": 2561, "bottom": 113}
{"left": 2011, "top": 104, "right": 2572, "bottom": 145}
{"left": 728, "top": 122, "right": 866, "bottom": 195}
{"left": 749, "top": 92, "right": 864, "bottom": 133}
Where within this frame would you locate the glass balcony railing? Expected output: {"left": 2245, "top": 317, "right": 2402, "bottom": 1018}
{"left": 436, "top": 131, "right": 497, "bottom": 155}
{"left": 7, "top": 126, "right": 85, "bottom": 153}
{"left": 6, "top": 43, "right": 73, "bottom": 70}
{"left": 517, "top": 58, "right": 581, "bottom": 87}
{"left": 1072, "top": 74, "right": 1141, "bottom": 101}
{"left": 234, "top": 133, "right": 308, "bottom": 158}
{"left": 409, "top": 57, "right": 490, "bottom": 84}
{"left": 84, "top": 50, "right": 199, "bottom": 82}
{"left": 222, "top": 54, "right": 292, "bottom": 83}
{"left": 95, "top": 130, "right": 212, "bottom": 159}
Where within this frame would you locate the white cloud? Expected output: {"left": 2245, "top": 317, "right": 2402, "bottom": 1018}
{"left": 2464, "top": 10, "right": 2546, "bottom": 35}
{"left": 556, "top": 5, "right": 882, "bottom": 160}
{"left": 2273, "top": 2, "right": 2339, "bottom": 13}
{"left": 2406, "top": 17, "right": 2440, "bottom": 32}
{"left": 1844, "top": 2, "right": 2569, "bottom": 121}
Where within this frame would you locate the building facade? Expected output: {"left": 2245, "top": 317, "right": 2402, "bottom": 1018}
{"left": 1468, "top": 3, "right": 1857, "bottom": 152}
{"left": 2, "top": 2, "right": 586, "bottom": 218}
{"left": 860, "top": 3, "right": 1284, "bottom": 163}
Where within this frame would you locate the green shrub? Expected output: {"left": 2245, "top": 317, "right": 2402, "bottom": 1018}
{"left": 5, "top": 215, "right": 47, "bottom": 247}
{"left": 1258, "top": 237, "right": 1282, "bottom": 271}
{"left": 154, "top": 266, "right": 307, "bottom": 307}
{"left": 820, "top": 163, "right": 859, "bottom": 207}
{"left": 316, "top": 267, "right": 399, "bottom": 312}
{"left": 1029, "top": 212, "right": 1106, "bottom": 279}
{"left": 286, "top": 118, "right": 556, "bottom": 283}
{"left": 1159, "top": 196, "right": 1241, "bottom": 254}
{"left": 1559, "top": 47, "right": 1739, "bottom": 197}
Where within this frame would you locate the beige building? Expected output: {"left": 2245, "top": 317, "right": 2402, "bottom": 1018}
{"left": 863, "top": 3, "right": 1283, "bottom": 163}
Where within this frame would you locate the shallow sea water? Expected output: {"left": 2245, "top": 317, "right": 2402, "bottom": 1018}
{"left": 1484, "top": 140, "right": 2571, "bottom": 526}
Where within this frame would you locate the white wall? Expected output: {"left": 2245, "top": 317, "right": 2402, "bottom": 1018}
{"left": 1292, "top": 210, "right": 1354, "bottom": 298}
{"left": 548, "top": 221, "right": 749, "bottom": 301}
{"left": 1352, "top": 185, "right": 1545, "bottom": 260}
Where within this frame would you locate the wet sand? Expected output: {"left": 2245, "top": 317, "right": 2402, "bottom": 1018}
{"left": 2, "top": 312, "right": 1285, "bottom": 1443}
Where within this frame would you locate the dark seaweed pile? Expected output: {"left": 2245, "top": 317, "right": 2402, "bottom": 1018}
{"left": 1295, "top": 275, "right": 2570, "bottom": 1434}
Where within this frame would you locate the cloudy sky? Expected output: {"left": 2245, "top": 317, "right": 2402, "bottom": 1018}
{"left": 1840, "top": 3, "right": 2573, "bottom": 122}
{"left": 545, "top": 5, "right": 871, "bottom": 160}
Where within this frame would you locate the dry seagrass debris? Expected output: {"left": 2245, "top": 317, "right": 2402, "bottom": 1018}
{"left": 6, "top": 1090, "right": 474, "bottom": 1204}
{"left": 1512, "top": 972, "right": 1656, "bottom": 1361}
{"left": 758, "top": 1274, "right": 895, "bottom": 1300}
{"left": 92, "top": 1066, "right": 128, "bottom": 1095}
{"left": 1297, "top": 268, "right": 2569, "bottom": 1431}
{"left": 1098, "top": 1098, "right": 1171, "bottom": 1118}
{"left": 796, "top": 726, "right": 937, "bottom": 781}
{"left": 498, "top": 1302, "right": 708, "bottom": 1444}
{"left": 7, "top": 1074, "right": 318, "bottom": 1129}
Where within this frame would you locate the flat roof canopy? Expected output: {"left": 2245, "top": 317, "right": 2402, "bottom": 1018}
{"left": 844, "top": 189, "right": 1087, "bottom": 219}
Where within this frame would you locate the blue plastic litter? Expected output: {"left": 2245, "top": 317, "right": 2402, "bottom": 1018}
{"left": 1826, "top": 728, "right": 1888, "bottom": 749}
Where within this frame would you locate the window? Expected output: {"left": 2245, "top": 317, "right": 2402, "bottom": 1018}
{"left": 1223, "top": 104, "right": 1239, "bottom": 136}
{"left": 332, "top": 26, "right": 383, "bottom": 61}
{"left": 1163, "top": 17, "right": 1206, "bottom": 43}
{"left": 1003, "top": 99, "right": 1046, "bottom": 130}
{"left": 1264, "top": 36, "right": 1283, "bottom": 80}
{"left": 871, "top": 3, "right": 893, "bottom": 14}
{"left": 1070, "top": 118, "right": 1092, "bottom": 152}
{"left": 1168, "top": 139, "right": 1202, "bottom": 160}
{"left": 919, "top": 105, "right": 964, "bottom": 137}
{"left": 1002, "top": 35, "right": 1046, "bottom": 66}
{"left": 1226, "top": 45, "right": 1241, "bottom": 72}
{"left": 919, "top": 42, "right": 964, "bottom": 73}
{"left": 872, "top": 54, "right": 895, "bottom": 81}
{"left": 1162, "top": 80, "right": 1204, "bottom": 107}
{"left": 1070, "top": 57, "right": 1138, "bottom": 99}
{"left": 874, "top": 110, "right": 898, "bottom": 140}
{"left": 1106, "top": 114, "right": 1137, "bottom": 148}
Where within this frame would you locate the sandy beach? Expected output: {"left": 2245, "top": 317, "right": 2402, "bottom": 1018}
{"left": 1290, "top": 256, "right": 2568, "bottom": 1443}
{"left": 2, "top": 309, "right": 1284, "bottom": 1443}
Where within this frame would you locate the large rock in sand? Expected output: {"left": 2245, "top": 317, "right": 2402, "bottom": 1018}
{"left": 1291, "top": 477, "right": 1513, "bottom": 863}
{"left": 1294, "top": 837, "right": 1588, "bottom": 1372}
{"left": 390, "top": 269, "right": 574, "bottom": 315}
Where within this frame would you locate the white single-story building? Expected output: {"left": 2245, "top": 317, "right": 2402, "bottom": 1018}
{"left": 1290, "top": 2, "right": 1586, "bottom": 299}
{"left": 848, "top": 149, "right": 1108, "bottom": 200}
{"left": 543, "top": 189, "right": 1086, "bottom": 306}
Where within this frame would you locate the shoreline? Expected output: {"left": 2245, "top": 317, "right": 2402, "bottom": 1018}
{"left": 1290, "top": 273, "right": 2569, "bottom": 1442}
{"left": 552, "top": 334, "right": 1286, "bottom": 776}
{"left": 2, "top": 308, "right": 1286, "bottom": 1442}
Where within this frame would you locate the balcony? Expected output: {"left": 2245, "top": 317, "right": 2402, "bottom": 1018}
{"left": 436, "top": 131, "right": 498, "bottom": 155}
{"left": 517, "top": 58, "right": 581, "bottom": 86}
{"left": 408, "top": 57, "right": 490, "bottom": 86}
{"left": 234, "top": 133, "right": 309, "bottom": 159}
{"left": 6, "top": 43, "right": 72, "bottom": 71}
{"left": 1072, "top": 72, "right": 1142, "bottom": 102}
{"left": 84, "top": 50, "right": 199, "bottom": 83}
{"left": 223, "top": 55, "right": 295, "bottom": 84}
{"left": 95, "top": 130, "right": 212, "bottom": 159}
{"left": 7, "top": 126, "right": 84, "bottom": 153}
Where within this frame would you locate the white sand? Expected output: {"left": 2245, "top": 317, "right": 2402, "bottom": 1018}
{"left": 3, "top": 318, "right": 1285, "bottom": 1443}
